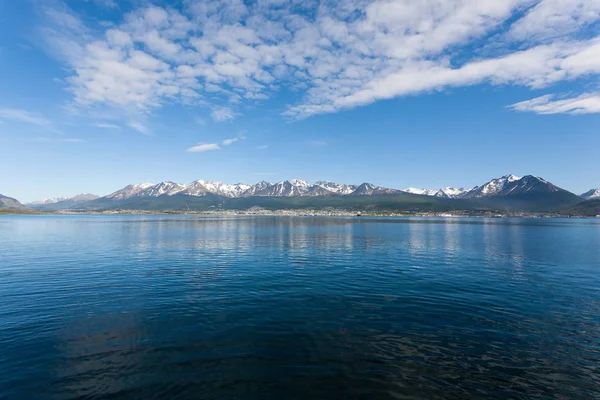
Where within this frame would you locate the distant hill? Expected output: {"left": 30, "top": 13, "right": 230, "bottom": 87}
{"left": 28, "top": 194, "right": 99, "bottom": 211}
{"left": 0, "top": 194, "right": 27, "bottom": 210}
{"left": 564, "top": 199, "right": 600, "bottom": 217}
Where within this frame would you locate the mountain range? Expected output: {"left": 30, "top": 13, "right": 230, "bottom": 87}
{"left": 28, "top": 193, "right": 99, "bottom": 205}
{"left": 25, "top": 194, "right": 100, "bottom": 211}
{"left": 5, "top": 175, "right": 599, "bottom": 215}
{"left": 102, "top": 179, "right": 400, "bottom": 199}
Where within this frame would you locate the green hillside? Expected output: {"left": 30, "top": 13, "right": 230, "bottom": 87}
{"left": 470, "top": 191, "right": 582, "bottom": 212}
{"left": 564, "top": 199, "right": 600, "bottom": 217}
{"left": 79, "top": 193, "right": 485, "bottom": 213}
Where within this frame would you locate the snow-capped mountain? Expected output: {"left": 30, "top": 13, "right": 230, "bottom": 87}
{"left": 107, "top": 183, "right": 154, "bottom": 200}
{"left": 181, "top": 181, "right": 251, "bottom": 198}
{"left": 404, "top": 188, "right": 438, "bottom": 196}
{"left": 101, "top": 179, "right": 403, "bottom": 200}
{"left": 351, "top": 183, "right": 402, "bottom": 196}
{"left": 581, "top": 189, "right": 600, "bottom": 200}
{"left": 28, "top": 193, "right": 99, "bottom": 205}
{"left": 314, "top": 181, "right": 358, "bottom": 195}
{"left": 462, "top": 175, "right": 521, "bottom": 198}
{"left": 94, "top": 175, "right": 579, "bottom": 205}
{"left": 251, "top": 180, "right": 311, "bottom": 197}
{"left": 403, "top": 175, "right": 569, "bottom": 200}
{"left": 434, "top": 187, "right": 468, "bottom": 198}
{"left": 404, "top": 187, "right": 467, "bottom": 198}
{"left": 23, "top": 174, "right": 585, "bottom": 213}
{"left": 138, "top": 181, "right": 187, "bottom": 197}
{"left": 495, "top": 175, "right": 563, "bottom": 196}
{"left": 29, "top": 196, "right": 69, "bottom": 205}
{"left": 241, "top": 181, "right": 273, "bottom": 197}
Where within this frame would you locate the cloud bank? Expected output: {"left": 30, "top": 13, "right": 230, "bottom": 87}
{"left": 40, "top": 0, "right": 600, "bottom": 118}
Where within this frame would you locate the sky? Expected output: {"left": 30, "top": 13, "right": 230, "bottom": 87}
{"left": 0, "top": 0, "right": 599, "bottom": 202}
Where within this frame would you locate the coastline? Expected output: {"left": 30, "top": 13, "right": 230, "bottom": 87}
{"left": 2, "top": 208, "right": 593, "bottom": 218}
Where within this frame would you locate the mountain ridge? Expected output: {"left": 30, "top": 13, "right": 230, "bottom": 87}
{"left": 28, "top": 193, "right": 99, "bottom": 205}
{"left": 7, "top": 174, "right": 590, "bottom": 214}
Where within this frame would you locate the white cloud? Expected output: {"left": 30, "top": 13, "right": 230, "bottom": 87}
{"left": 509, "top": 0, "right": 600, "bottom": 42}
{"left": 186, "top": 143, "right": 221, "bottom": 152}
{"left": 93, "top": 123, "right": 121, "bottom": 129}
{"left": 128, "top": 121, "right": 150, "bottom": 135}
{"left": 509, "top": 93, "right": 600, "bottom": 115}
{"left": 223, "top": 131, "right": 247, "bottom": 145}
{"left": 256, "top": 145, "right": 268, "bottom": 149}
{"left": 38, "top": 0, "right": 600, "bottom": 119}
{"left": 211, "top": 107, "right": 236, "bottom": 122}
{"left": 195, "top": 117, "right": 206, "bottom": 125}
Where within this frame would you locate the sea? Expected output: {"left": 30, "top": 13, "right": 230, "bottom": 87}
{"left": 1, "top": 215, "right": 599, "bottom": 399}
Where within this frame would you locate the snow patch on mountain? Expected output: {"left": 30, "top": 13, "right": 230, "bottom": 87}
{"left": 434, "top": 187, "right": 468, "bottom": 198}
{"left": 182, "top": 181, "right": 251, "bottom": 198}
{"left": 404, "top": 188, "right": 437, "bottom": 196}
{"left": 404, "top": 187, "right": 467, "bottom": 198}
{"left": 462, "top": 175, "right": 521, "bottom": 198}
{"left": 315, "top": 181, "right": 358, "bottom": 195}
{"left": 242, "top": 181, "right": 273, "bottom": 197}
{"left": 580, "top": 189, "right": 600, "bottom": 200}
{"left": 106, "top": 183, "right": 154, "bottom": 200}
{"left": 253, "top": 180, "right": 311, "bottom": 197}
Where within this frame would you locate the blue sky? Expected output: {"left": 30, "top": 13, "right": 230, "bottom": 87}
{"left": 0, "top": 0, "right": 599, "bottom": 202}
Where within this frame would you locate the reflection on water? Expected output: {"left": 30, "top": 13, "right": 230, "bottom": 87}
{"left": 1, "top": 216, "right": 600, "bottom": 399}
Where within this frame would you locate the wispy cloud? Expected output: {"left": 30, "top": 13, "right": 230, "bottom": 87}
{"left": 510, "top": 93, "right": 600, "bottom": 115}
{"left": 29, "top": 137, "right": 83, "bottom": 143}
{"left": 92, "top": 0, "right": 117, "bottom": 8}
{"left": 128, "top": 121, "right": 150, "bottom": 135}
{"left": 186, "top": 143, "right": 221, "bottom": 152}
{"left": 0, "top": 108, "right": 61, "bottom": 133}
{"left": 222, "top": 133, "right": 246, "bottom": 146}
{"left": 256, "top": 145, "right": 268, "bottom": 150}
{"left": 37, "top": 0, "right": 600, "bottom": 120}
{"left": 195, "top": 117, "right": 206, "bottom": 126}
{"left": 93, "top": 123, "right": 121, "bottom": 129}
{"left": 211, "top": 107, "right": 236, "bottom": 122}
{"left": 307, "top": 140, "right": 328, "bottom": 147}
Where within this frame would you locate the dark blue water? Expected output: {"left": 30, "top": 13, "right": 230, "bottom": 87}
{"left": 1, "top": 216, "right": 600, "bottom": 399}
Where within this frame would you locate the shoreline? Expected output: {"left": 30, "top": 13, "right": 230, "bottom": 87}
{"left": 2, "top": 209, "right": 596, "bottom": 218}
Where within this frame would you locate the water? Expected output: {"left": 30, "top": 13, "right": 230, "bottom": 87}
{"left": 1, "top": 215, "right": 600, "bottom": 399}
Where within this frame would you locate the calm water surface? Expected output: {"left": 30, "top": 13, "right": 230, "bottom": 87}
{"left": 1, "top": 215, "right": 600, "bottom": 399}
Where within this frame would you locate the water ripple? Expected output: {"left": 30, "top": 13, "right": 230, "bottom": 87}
{"left": 1, "top": 216, "right": 599, "bottom": 399}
